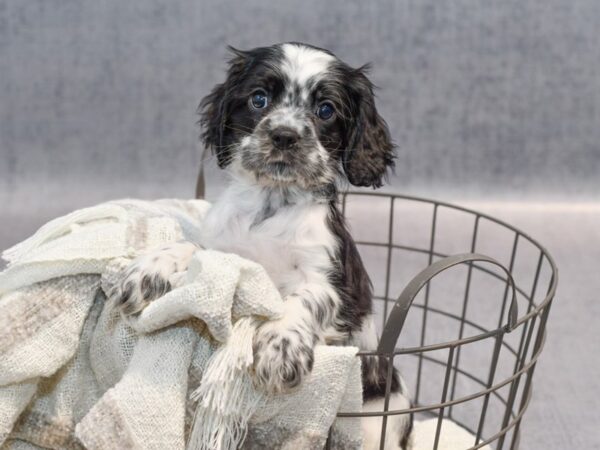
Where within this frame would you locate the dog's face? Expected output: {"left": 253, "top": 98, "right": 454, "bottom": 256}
{"left": 200, "top": 43, "right": 394, "bottom": 189}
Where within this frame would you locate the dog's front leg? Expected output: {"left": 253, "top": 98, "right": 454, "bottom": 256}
{"left": 253, "top": 282, "right": 339, "bottom": 394}
{"left": 112, "top": 241, "right": 200, "bottom": 315}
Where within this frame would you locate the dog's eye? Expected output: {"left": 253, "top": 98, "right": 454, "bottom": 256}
{"left": 316, "top": 102, "right": 335, "bottom": 120}
{"left": 250, "top": 90, "right": 269, "bottom": 109}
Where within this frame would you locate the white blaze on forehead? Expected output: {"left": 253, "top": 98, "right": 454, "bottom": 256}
{"left": 280, "top": 43, "right": 334, "bottom": 86}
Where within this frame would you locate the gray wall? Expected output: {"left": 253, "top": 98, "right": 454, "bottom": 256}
{"left": 1, "top": 0, "right": 599, "bottom": 220}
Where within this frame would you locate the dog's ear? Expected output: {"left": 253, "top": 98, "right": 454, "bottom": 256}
{"left": 198, "top": 46, "right": 249, "bottom": 168}
{"left": 343, "top": 66, "right": 395, "bottom": 188}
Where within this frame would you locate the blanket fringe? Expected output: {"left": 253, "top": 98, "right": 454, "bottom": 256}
{"left": 188, "top": 318, "right": 265, "bottom": 450}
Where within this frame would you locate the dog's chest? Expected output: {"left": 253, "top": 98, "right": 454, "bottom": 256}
{"left": 200, "top": 197, "right": 337, "bottom": 295}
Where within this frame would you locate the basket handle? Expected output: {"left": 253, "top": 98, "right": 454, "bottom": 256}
{"left": 196, "top": 147, "right": 208, "bottom": 199}
{"left": 378, "top": 253, "right": 518, "bottom": 354}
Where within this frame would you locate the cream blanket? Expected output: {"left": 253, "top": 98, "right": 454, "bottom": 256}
{"left": 0, "top": 199, "right": 363, "bottom": 450}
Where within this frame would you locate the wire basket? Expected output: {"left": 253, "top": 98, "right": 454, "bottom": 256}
{"left": 331, "top": 192, "right": 558, "bottom": 450}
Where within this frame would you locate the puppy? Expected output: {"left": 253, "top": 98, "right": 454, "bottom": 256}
{"left": 113, "top": 43, "right": 413, "bottom": 449}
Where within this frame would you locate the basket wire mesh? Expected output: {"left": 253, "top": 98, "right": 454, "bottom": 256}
{"left": 330, "top": 192, "right": 558, "bottom": 450}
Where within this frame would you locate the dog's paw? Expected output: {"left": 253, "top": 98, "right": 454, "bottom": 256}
{"left": 253, "top": 321, "right": 315, "bottom": 394}
{"left": 111, "top": 241, "right": 198, "bottom": 315}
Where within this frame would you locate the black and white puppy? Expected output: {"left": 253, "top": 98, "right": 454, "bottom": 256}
{"left": 114, "top": 42, "right": 413, "bottom": 450}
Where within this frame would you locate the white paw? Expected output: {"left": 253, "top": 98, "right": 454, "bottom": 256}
{"left": 252, "top": 321, "right": 315, "bottom": 394}
{"left": 111, "top": 241, "right": 198, "bottom": 315}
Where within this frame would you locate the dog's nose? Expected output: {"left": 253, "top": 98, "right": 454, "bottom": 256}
{"left": 270, "top": 127, "right": 299, "bottom": 150}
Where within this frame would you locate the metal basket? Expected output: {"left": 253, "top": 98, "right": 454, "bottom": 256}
{"left": 330, "top": 192, "right": 558, "bottom": 450}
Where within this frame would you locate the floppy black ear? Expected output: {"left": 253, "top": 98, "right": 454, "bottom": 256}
{"left": 198, "top": 47, "right": 249, "bottom": 168}
{"left": 343, "top": 67, "right": 395, "bottom": 188}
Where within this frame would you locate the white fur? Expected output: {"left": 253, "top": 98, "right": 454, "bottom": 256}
{"left": 199, "top": 177, "right": 336, "bottom": 292}
{"left": 349, "top": 314, "right": 380, "bottom": 350}
{"left": 196, "top": 176, "right": 345, "bottom": 392}
{"left": 280, "top": 43, "right": 334, "bottom": 93}
{"left": 200, "top": 177, "right": 342, "bottom": 336}
{"left": 362, "top": 389, "right": 413, "bottom": 450}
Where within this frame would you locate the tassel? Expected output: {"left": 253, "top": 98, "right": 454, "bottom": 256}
{"left": 188, "top": 318, "right": 266, "bottom": 450}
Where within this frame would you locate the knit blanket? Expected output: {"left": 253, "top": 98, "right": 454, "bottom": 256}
{"left": 0, "top": 199, "right": 363, "bottom": 450}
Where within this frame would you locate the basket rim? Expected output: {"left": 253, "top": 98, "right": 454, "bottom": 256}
{"left": 342, "top": 191, "right": 558, "bottom": 350}
{"left": 337, "top": 191, "right": 558, "bottom": 442}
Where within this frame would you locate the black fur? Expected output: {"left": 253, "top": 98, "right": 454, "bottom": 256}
{"left": 199, "top": 45, "right": 284, "bottom": 167}
{"left": 342, "top": 65, "right": 396, "bottom": 188}
{"left": 326, "top": 200, "right": 373, "bottom": 334}
{"left": 400, "top": 413, "right": 414, "bottom": 449}
{"left": 360, "top": 356, "right": 401, "bottom": 401}
{"left": 326, "top": 199, "right": 406, "bottom": 406}
{"left": 117, "top": 269, "right": 172, "bottom": 315}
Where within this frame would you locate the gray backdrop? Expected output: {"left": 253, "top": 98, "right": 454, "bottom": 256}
{"left": 1, "top": 1, "right": 599, "bottom": 449}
